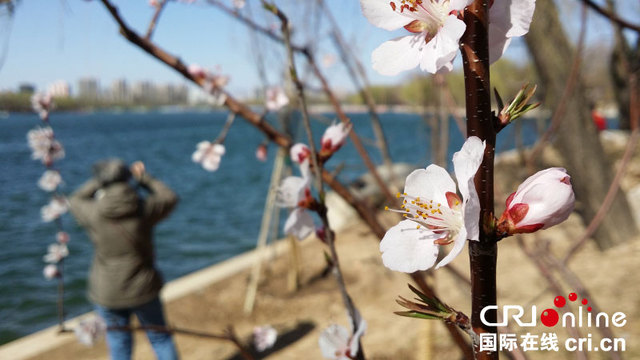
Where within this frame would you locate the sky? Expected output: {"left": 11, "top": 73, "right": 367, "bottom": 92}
{"left": 0, "top": 0, "right": 637, "bottom": 98}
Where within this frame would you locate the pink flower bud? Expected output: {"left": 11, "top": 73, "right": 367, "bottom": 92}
{"left": 290, "top": 143, "right": 310, "bottom": 165}
{"left": 255, "top": 143, "right": 268, "bottom": 162}
{"left": 498, "top": 168, "right": 575, "bottom": 235}
{"left": 320, "top": 122, "right": 351, "bottom": 156}
{"left": 56, "top": 231, "right": 70, "bottom": 244}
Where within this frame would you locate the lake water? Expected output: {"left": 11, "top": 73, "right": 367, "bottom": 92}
{"left": 0, "top": 110, "right": 542, "bottom": 344}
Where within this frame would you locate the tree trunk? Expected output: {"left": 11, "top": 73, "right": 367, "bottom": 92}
{"left": 525, "top": 0, "right": 638, "bottom": 249}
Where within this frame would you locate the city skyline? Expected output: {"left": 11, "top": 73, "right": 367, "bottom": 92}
{"left": 0, "top": 1, "right": 635, "bottom": 99}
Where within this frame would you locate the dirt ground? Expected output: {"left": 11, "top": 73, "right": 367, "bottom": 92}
{"left": 28, "top": 132, "right": 640, "bottom": 360}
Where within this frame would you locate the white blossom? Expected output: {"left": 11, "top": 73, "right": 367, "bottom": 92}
{"left": 380, "top": 136, "right": 485, "bottom": 272}
{"left": 43, "top": 264, "right": 60, "bottom": 280}
{"left": 43, "top": 243, "right": 69, "bottom": 263}
{"left": 41, "top": 197, "right": 69, "bottom": 223}
{"left": 192, "top": 141, "right": 225, "bottom": 172}
{"left": 253, "top": 325, "right": 278, "bottom": 352}
{"left": 75, "top": 316, "right": 107, "bottom": 346}
{"left": 38, "top": 170, "right": 62, "bottom": 192}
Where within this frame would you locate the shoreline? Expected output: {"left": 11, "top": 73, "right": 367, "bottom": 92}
{"left": 0, "top": 238, "right": 293, "bottom": 360}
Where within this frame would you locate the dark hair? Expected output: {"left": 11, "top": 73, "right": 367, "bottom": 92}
{"left": 92, "top": 159, "right": 131, "bottom": 186}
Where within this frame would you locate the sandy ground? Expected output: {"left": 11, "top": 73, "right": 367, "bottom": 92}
{"left": 25, "top": 131, "right": 640, "bottom": 360}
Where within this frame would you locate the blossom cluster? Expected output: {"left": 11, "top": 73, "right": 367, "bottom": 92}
{"left": 360, "top": 0, "right": 535, "bottom": 75}
{"left": 276, "top": 122, "right": 351, "bottom": 240}
{"left": 27, "top": 93, "right": 71, "bottom": 280}
{"left": 380, "top": 137, "right": 575, "bottom": 274}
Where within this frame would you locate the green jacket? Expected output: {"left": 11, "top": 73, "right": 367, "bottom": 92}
{"left": 69, "top": 174, "right": 178, "bottom": 309}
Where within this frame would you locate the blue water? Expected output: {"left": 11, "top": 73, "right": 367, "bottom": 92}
{"left": 0, "top": 110, "right": 541, "bottom": 344}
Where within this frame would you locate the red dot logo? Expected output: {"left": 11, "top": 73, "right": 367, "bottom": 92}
{"left": 568, "top": 293, "right": 577, "bottom": 301}
{"left": 582, "top": 298, "right": 588, "bottom": 305}
{"left": 554, "top": 296, "right": 566, "bottom": 308}
{"left": 541, "top": 309, "right": 559, "bottom": 327}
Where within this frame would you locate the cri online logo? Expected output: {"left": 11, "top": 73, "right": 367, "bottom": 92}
{"left": 481, "top": 292, "right": 627, "bottom": 328}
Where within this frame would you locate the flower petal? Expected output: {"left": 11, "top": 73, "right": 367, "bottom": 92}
{"left": 276, "top": 176, "right": 308, "bottom": 207}
{"left": 372, "top": 34, "right": 423, "bottom": 76}
{"left": 435, "top": 226, "right": 467, "bottom": 269}
{"left": 318, "top": 324, "right": 349, "bottom": 359}
{"left": 404, "top": 165, "right": 456, "bottom": 208}
{"left": 452, "top": 136, "right": 485, "bottom": 240}
{"left": 380, "top": 220, "right": 440, "bottom": 273}
{"left": 360, "top": 0, "right": 411, "bottom": 31}
{"left": 348, "top": 317, "right": 367, "bottom": 357}
{"left": 284, "top": 209, "right": 315, "bottom": 240}
{"left": 419, "top": 16, "right": 465, "bottom": 74}
{"left": 488, "top": 0, "right": 535, "bottom": 63}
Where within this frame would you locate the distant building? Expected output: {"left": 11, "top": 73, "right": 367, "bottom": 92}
{"left": 77, "top": 77, "right": 100, "bottom": 100}
{"left": 110, "top": 79, "right": 131, "bottom": 103}
{"left": 18, "top": 83, "right": 36, "bottom": 94}
{"left": 132, "top": 81, "right": 154, "bottom": 103}
{"left": 47, "top": 81, "right": 71, "bottom": 98}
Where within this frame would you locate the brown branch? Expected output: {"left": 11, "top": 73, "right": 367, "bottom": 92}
{"left": 97, "top": 3, "right": 472, "bottom": 357}
{"left": 145, "top": 0, "right": 168, "bottom": 40}
{"left": 579, "top": 0, "right": 640, "bottom": 33}
{"left": 526, "top": 5, "right": 587, "bottom": 170}
{"left": 99, "top": 0, "right": 291, "bottom": 149}
{"left": 461, "top": 1, "right": 497, "bottom": 359}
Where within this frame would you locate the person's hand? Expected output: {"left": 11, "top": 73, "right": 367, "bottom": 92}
{"left": 130, "top": 161, "right": 146, "bottom": 180}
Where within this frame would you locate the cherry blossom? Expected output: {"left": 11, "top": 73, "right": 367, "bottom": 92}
{"left": 31, "top": 92, "right": 52, "bottom": 120}
{"left": 320, "top": 123, "right": 351, "bottom": 157}
{"left": 497, "top": 168, "right": 575, "bottom": 235}
{"left": 43, "top": 243, "right": 69, "bottom": 263}
{"left": 380, "top": 136, "right": 485, "bottom": 272}
{"left": 255, "top": 143, "right": 268, "bottom": 162}
{"left": 192, "top": 141, "right": 225, "bottom": 171}
{"left": 253, "top": 325, "right": 278, "bottom": 352}
{"left": 265, "top": 86, "right": 290, "bottom": 111}
{"left": 188, "top": 63, "right": 229, "bottom": 105}
{"left": 41, "top": 197, "right": 69, "bottom": 222}
{"left": 318, "top": 316, "right": 367, "bottom": 360}
{"left": 27, "top": 127, "right": 65, "bottom": 165}
{"left": 277, "top": 175, "right": 315, "bottom": 240}
{"left": 56, "top": 231, "right": 70, "bottom": 244}
{"left": 38, "top": 170, "right": 62, "bottom": 192}
{"left": 360, "top": 0, "right": 535, "bottom": 75}
{"left": 290, "top": 143, "right": 311, "bottom": 165}
{"left": 43, "top": 264, "right": 60, "bottom": 280}
{"left": 74, "top": 316, "right": 107, "bottom": 346}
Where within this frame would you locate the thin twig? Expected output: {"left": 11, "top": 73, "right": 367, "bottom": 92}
{"left": 145, "top": 0, "right": 168, "bottom": 40}
{"left": 579, "top": 0, "right": 640, "bottom": 33}
{"left": 526, "top": 4, "right": 587, "bottom": 170}
{"left": 207, "top": 0, "right": 396, "bottom": 205}
{"left": 263, "top": 3, "right": 365, "bottom": 358}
